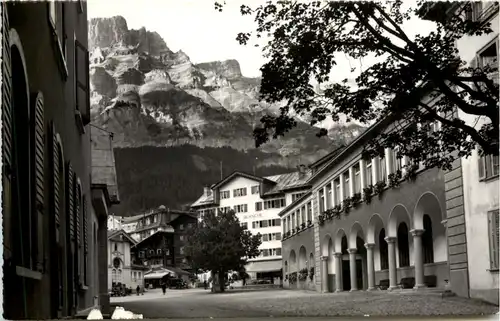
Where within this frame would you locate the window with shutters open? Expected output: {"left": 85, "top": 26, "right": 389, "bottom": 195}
{"left": 478, "top": 146, "right": 499, "bottom": 181}
{"left": 10, "top": 30, "right": 45, "bottom": 278}
{"left": 488, "top": 209, "right": 499, "bottom": 271}
{"left": 47, "top": 2, "right": 68, "bottom": 78}
{"left": 75, "top": 37, "right": 90, "bottom": 126}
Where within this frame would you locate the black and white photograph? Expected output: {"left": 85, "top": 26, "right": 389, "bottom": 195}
{"left": 0, "top": 0, "right": 499, "bottom": 319}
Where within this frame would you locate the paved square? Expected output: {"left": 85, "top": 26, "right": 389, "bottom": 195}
{"left": 111, "top": 288, "right": 498, "bottom": 318}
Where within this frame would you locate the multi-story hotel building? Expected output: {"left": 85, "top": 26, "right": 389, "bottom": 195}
{"left": 1, "top": 1, "right": 119, "bottom": 318}
{"left": 191, "top": 168, "right": 312, "bottom": 281}
{"left": 280, "top": 1, "right": 499, "bottom": 306}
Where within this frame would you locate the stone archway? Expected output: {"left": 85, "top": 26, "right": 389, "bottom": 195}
{"left": 388, "top": 204, "right": 413, "bottom": 268}
{"left": 414, "top": 192, "right": 447, "bottom": 262}
{"left": 298, "top": 246, "right": 307, "bottom": 271}
{"left": 349, "top": 222, "right": 367, "bottom": 291}
{"left": 333, "top": 229, "right": 347, "bottom": 291}
{"left": 289, "top": 250, "right": 297, "bottom": 273}
{"left": 367, "top": 214, "right": 387, "bottom": 271}
{"left": 321, "top": 235, "right": 334, "bottom": 292}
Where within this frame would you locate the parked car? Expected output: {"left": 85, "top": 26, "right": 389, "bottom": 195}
{"left": 168, "top": 278, "right": 188, "bottom": 289}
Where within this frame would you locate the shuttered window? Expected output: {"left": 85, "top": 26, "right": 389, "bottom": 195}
{"left": 11, "top": 31, "right": 36, "bottom": 272}
{"left": 2, "top": 5, "right": 14, "bottom": 267}
{"left": 31, "top": 93, "right": 45, "bottom": 273}
{"left": 478, "top": 153, "right": 499, "bottom": 181}
{"left": 83, "top": 195, "right": 89, "bottom": 286}
{"left": 66, "top": 162, "right": 77, "bottom": 309}
{"left": 75, "top": 39, "right": 90, "bottom": 124}
{"left": 488, "top": 210, "right": 499, "bottom": 270}
{"left": 75, "top": 180, "right": 82, "bottom": 285}
{"left": 50, "top": 126, "right": 64, "bottom": 311}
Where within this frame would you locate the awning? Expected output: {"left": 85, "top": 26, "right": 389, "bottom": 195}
{"left": 245, "top": 259, "right": 282, "bottom": 273}
{"left": 144, "top": 268, "right": 176, "bottom": 280}
{"left": 144, "top": 272, "right": 168, "bottom": 280}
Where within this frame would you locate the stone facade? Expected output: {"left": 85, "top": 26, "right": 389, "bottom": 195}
{"left": 280, "top": 115, "right": 453, "bottom": 296}
{"left": 0, "top": 2, "right": 118, "bottom": 319}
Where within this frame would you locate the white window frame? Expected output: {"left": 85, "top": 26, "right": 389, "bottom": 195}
{"left": 343, "top": 171, "right": 350, "bottom": 199}
{"left": 354, "top": 164, "right": 361, "bottom": 193}
{"left": 478, "top": 150, "right": 499, "bottom": 181}
{"left": 365, "top": 162, "right": 373, "bottom": 187}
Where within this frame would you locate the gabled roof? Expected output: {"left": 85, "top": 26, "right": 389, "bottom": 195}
{"left": 262, "top": 169, "right": 312, "bottom": 196}
{"left": 190, "top": 193, "right": 215, "bottom": 208}
{"left": 211, "top": 171, "right": 275, "bottom": 190}
{"left": 132, "top": 230, "right": 173, "bottom": 249}
{"left": 108, "top": 229, "right": 137, "bottom": 245}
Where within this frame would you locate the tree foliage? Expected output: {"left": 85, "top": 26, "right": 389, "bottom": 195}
{"left": 184, "top": 210, "right": 261, "bottom": 292}
{"left": 216, "top": 0, "right": 499, "bottom": 170}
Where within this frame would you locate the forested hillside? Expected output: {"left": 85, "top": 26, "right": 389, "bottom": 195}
{"left": 112, "top": 145, "right": 293, "bottom": 216}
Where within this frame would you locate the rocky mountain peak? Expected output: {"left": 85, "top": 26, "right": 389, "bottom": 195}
{"left": 89, "top": 16, "right": 169, "bottom": 56}
{"left": 196, "top": 59, "right": 243, "bottom": 79}
{"left": 89, "top": 16, "right": 129, "bottom": 49}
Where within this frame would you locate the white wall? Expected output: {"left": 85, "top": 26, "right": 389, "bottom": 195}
{"left": 455, "top": 10, "right": 499, "bottom": 300}
{"left": 217, "top": 176, "right": 284, "bottom": 260}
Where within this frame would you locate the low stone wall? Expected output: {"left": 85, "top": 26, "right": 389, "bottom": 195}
{"left": 233, "top": 284, "right": 283, "bottom": 291}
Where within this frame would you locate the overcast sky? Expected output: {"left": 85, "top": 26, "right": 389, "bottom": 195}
{"left": 88, "top": 0, "right": 436, "bottom": 80}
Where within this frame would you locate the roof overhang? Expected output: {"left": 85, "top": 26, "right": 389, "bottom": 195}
{"left": 108, "top": 229, "right": 138, "bottom": 245}
{"left": 132, "top": 230, "right": 173, "bottom": 248}
{"left": 211, "top": 171, "right": 276, "bottom": 190}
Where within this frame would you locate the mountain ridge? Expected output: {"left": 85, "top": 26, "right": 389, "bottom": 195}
{"left": 88, "top": 16, "right": 364, "bottom": 215}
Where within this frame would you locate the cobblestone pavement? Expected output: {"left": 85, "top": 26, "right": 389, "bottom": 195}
{"left": 111, "top": 288, "right": 498, "bottom": 318}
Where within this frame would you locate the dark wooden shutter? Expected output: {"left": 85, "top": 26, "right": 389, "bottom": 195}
{"left": 31, "top": 92, "right": 45, "bottom": 273}
{"left": 65, "top": 162, "right": 76, "bottom": 310}
{"left": 75, "top": 39, "right": 90, "bottom": 125}
{"left": 75, "top": 182, "right": 81, "bottom": 246}
{"left": 2, "top": 2, "right": 14, "bottom": 263}
{"left": 83, "top": 195, "right": 88, "bottom": 285}
{"left": 51, "top": 124, "right": 61, "bottom": 227}
{"left": 50, "top": 123, "right": 63, "bottom": 314}
{"left": 67, "top": 163, "right": 75, "bottom": 240}
{"left": 75, "top": 180, "right": 81, "bottom": 286}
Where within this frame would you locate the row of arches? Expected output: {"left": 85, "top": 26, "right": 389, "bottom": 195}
{"left": 318, "top": 192, "right": 447, "bottom": 292}
{"left": 282, "top": 192, "right": 448, "bottom": 292}
{"left": 285, "top": 246, "right": 314, "bottom": 274}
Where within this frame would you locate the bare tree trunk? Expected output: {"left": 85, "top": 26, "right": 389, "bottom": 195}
{"left": 218, "top": 270, "right": 225, "bottom": 292}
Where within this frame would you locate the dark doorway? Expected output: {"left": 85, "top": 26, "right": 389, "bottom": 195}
{"left": 379, "top": 228, "right": 389, "bottom": 270}
{"left": 356, "top": 259, "right": 363, "bottom": 290}
{"left": 397, "top": 223, "right": 410, "bottom": 267}
{"left": 423, "top": 215, "right": 434, "bottom": 264}
{"left": 342, "top": 259, "right": 351, "bottom": 290}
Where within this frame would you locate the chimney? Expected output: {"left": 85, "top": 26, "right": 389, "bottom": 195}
{"left": 297, "top": 164, "right": 307, "bottom": 177}
{"left": 204, "top": 186, "right": 212, "bottom": 197}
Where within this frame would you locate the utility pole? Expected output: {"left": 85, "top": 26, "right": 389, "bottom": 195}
{"left": 220, "top": 161, "right": 223, "bottom": 180}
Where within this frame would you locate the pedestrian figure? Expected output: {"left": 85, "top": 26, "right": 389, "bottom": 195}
{"left": 203, "top": 280, "right": 207, "bottom": 290}
{"left": 136, "top": 285, "right": 140, "bottom": 296}
{"left": 161, "top": 282, "right": 167, "bottom": 295}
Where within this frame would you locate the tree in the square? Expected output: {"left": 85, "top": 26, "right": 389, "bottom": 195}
{"left": 215, "top": 0, "right": 499, "bottom": 170}
{"left": 184, "top": 210, "right": 261, "bottom": 292}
